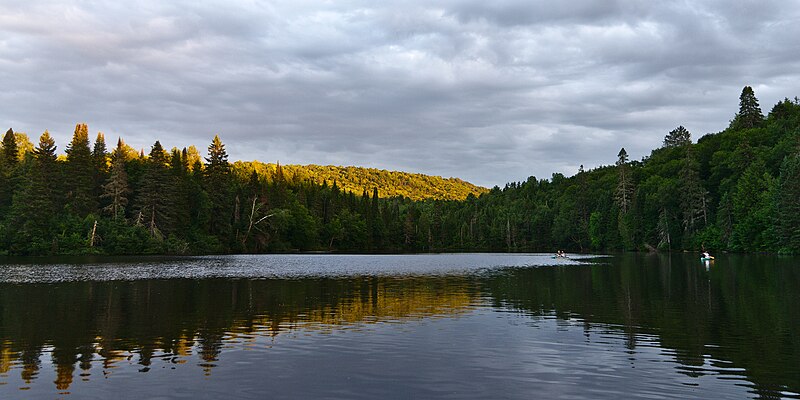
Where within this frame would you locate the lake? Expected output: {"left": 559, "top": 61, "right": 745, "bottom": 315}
{"left": 0, "top": 253, "right": 798, "bottom": 399}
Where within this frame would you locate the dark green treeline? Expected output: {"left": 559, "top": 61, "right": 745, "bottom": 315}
{"left": 1, "top": 86, "right": 799, "bottom": 255}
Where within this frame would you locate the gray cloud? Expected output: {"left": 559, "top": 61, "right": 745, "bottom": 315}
{"left": 2, "top": 1, "right": 800, "bottom": 187}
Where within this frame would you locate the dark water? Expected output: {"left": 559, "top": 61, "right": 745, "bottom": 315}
{"left": 0, "top": 253, "right": 798, "bottom": 399}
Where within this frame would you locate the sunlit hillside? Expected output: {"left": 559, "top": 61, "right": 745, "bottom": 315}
{"left": 233, "top": 161, "right": 488, "bottom": 201}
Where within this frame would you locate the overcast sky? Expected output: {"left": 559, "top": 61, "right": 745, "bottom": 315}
{"left": 2, "top": 1, "right": 800, "bottom": 187}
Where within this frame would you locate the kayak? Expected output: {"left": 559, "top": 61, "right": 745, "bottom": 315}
{"left": 700, "top": 256, "right": 715, "bottom": 261}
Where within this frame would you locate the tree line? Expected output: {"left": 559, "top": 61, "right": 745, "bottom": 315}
{"left": 234, "top": 162, "right": 487, "bottom": 201}
{"left": 0, "top": 86, "right": 799, "bottom": 255}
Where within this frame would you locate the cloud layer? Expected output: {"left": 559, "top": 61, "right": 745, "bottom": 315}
{"left": 2, "top": 1, "right": 800, "bottom": 186}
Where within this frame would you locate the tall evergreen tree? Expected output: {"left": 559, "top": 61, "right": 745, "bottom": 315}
{"left": 92, "top": 133, "right": 108, "bottom": 172}
{"left": 92, "top": 132, "right": 110, "bottom": 209}
{"left": 663, "top": 126, "right": 691, "bottom": 148}
{"left": 101, "top": 139, "right": 131, "bottom": 220}
{"left": 370, "top": 187, "right": 385, "bottom": 248}
{"left": 0, "top": 128, "right": 19, "bottom": 212}
{"left": 733, "top": 86, "right": 764, "bottom": 130}
{"left": 614, "top": 148, "right": 636, "bottom": 249}
{"left": 134, "top": 141, "right": 173, "bottom": 239}
{"left": 10, "top": 131, "right": 60, "bottom": 253}
{"left": 2, "top": 128, "right": 18, "bottom": 166}
{"left": 204, "top": 135, "right": 232, "bottom": 243}
{"left": 615, "top": 148, "right": 634, "bottom": 214}
{"left": 170, "top": 148, "right": 191, "bottom": 233}
{"left": 64, "top": 123, "right": 97, "bottom": 217}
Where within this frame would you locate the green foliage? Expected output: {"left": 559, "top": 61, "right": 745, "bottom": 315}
{"left": 231, "top": 161, "right": 488, "bottom": 201}
{"left": 588, "top": 211, "right": 602, "bottom": 250}
{"left": 133, "top": 141, "right": 174, "bottom": 239}
{"left": 101, "top": 139, "right": 131, "bottom": 220}
{"left": 730, "top": 161, "right": 777, "bottom": 251}
{"left": 732, "top": 86, "right": 765, "bottom": 130}
{"left": 64, "top": 123, "right": 97, "bottom": 217}
{"left": 204, "top": 135, "right": 233, "bottom": 243}
{"left": 2, "top": 128, "right": 19, "bottom": 166}
{"left": 1, "top": 86, "right": 799, "bottom": 255}
{"left": 776, "top": 152, "right": 800, "bottom": 253}
{"left": 8, "top": 131, "right": 61, "bottom": 254}
{"left": 615, "top": 148, "right": 634, "bottom": 214}
{"left": 663, "top": 125, "right": 691, "bottom": 148}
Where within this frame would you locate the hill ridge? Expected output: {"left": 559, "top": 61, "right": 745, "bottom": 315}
{"left": 232, "top": 161, "right": 488, "bottom": 201}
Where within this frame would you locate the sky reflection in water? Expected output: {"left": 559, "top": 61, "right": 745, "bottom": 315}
{"left": 0, "top": 253, "right": 797, "bottom": 399}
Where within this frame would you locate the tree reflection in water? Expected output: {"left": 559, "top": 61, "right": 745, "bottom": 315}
{"left": 0, "top": 253, "right": 797, "bottom": 398}
{"left": 0, "top": 276, "right": 479, "bottom": 390}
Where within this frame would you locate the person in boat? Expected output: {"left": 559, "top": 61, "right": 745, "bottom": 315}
{"left": 702, "top": 251, "right": 712, "bottom": 259}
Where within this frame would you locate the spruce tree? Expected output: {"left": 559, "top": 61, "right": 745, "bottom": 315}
{"left": 614, "top": 148, "right": 636, "bottom": 250}
{"left": 92, "top": 133, "right": 108, "bottom": 173}
{"left": 2, "top": 128, "right": 18, "bottom": 166}
{"left": 204, "top": 135, "right": 232, "bottom": 242}
{"left": 93, "top": 133, "right": 110, "bottom": 210}
{"left": 170, "top": 148, "right": 191, "bottom": 233}
{"left": 134, "top": 141, "right": 173, "bottom": 239}
{"left": 615, "top": 148, "right": 634, "bottom": 214}
{"left": 101, "top": 139, "right": 131, "bottom": 220}
{"left": 64, "top": 123, "right": 97, "bottom": 217}
{"left": 10, "top": 131, "right": 60, "bottom": 253}
{"left": 733, "top": 86, "right": 764, "bottom": 130}
{"left": 0, "top": 128, "right": 19, "bottom": 212}
{"left": 663, "top": 126, "right": 691, "bottom": 148}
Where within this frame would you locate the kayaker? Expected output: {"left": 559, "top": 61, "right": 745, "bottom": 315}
{"left": 702, "top": 251, "right": 711, "bottom": 259}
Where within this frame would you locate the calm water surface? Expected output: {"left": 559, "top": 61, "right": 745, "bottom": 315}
{"left": 0, "top": 253, "right": 798, "bottom": 399}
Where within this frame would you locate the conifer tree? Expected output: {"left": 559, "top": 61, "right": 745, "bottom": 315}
{"left": 2, "top": 128, "right": 18, "bottom": 166}
{"left": 169, "top": 148, "right": 191, "bottom": 233}
{"left": 92, "top": 133, "right": 108, "bottom": 173}
{"left": 615, "top": 148, "right": 634, "bottom": 214}
{"left": 93, "top": 132, "right": 110, "bottom": 208}
{"left": 64, "top": 123, "right": 97, "bottom": 217}
{"left": 101, "top": 139, "right": 131, "bottom": 220}
{"left": 370, "top": 187, "right": 386, "bottom": 249}
{"left": 271, "top": 162, "right": 287, "bottom": 207}
{"left": 733, "top": 86, "right": 764, "bottom": 130}
{"left": 663, "top": 126, "right": 691, "bottom": 148}
{"left": 614, "top": 148, "right": 636, "bottom": 249}
{"left": 0, "top": 128, "right": 19, "bottom": 212}
{"left": 188, "top": 158, "right": 211, "bottom": 232}
{"left": 204, "top": 135, "right": 232, "bottom": 242}
{"left": 10, "top": 131, "right": 60, "bottom": 252}
{"left": 134, "top": 141, "right": 173, "bottom": 239}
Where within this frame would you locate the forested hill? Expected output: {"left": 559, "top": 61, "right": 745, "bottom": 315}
{"left": 1, "top": 86, "right": 799, "bottom": 256}
{"left": 232, "top": 161, "right": 487, "bottom": 201}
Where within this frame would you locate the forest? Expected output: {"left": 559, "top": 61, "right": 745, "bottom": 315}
{"left": 0, "top": 86, "right": 798, "bottom": 255}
